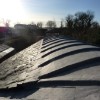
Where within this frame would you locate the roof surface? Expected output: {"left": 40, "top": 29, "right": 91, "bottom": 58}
{"left": 0, "top": 35, "right": 100, "bottom": 100}
{"left": 0, "top": 44, "right": 14, "bottom": 60}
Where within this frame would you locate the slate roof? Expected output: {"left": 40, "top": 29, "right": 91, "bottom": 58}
{"left": 0, "top": 35, "right": 100, "bottom": 100}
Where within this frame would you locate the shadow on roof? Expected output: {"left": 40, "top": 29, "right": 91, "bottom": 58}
{"left": 42, "top": 40, "right": 78, "bottom": 52}
{"left": 39, "top": 57, "right": 100, "bottom": 79}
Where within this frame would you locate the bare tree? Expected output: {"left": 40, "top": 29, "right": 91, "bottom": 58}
{"left": 65, "top": 15, "right": 73, "bottom": 29}
{"left": 74, "top": 11, "right": 94, "bottom": 32}
{"left": 91, "top": 21, "right": 99, "bottom": 28}
{"left": 1, "top": 19, "right": 10, "bottom": 27}
{"left": 46, "top": 20, "right": 56, "bottom": 28}
{"left": 30, "top": 22, "right": 35, "bottom": 25}
{"left": 5, "top": 20, "right": 10, "bottom": 27}
{"left": 37, "top": 22, "right": 43, "bottom": 28}
{"left": 60, "top": 19, "right": 64, "bottom": 28}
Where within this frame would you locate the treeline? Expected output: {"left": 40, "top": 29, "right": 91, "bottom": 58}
{"left": 65, "top": 11, "right": 99, "bottom": 32}
{"left": 46, "top": 11, "right": 100, "bottom": 46}
{"left": 1, "top": 10, "right": 100, "bottom": 52}
{"left": 64, "top": 11, "right": 100, "bottom": 46}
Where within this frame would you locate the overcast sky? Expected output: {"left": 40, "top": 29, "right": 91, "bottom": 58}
{"left": 0, "top": 0, "right": 100, "bottom": 26}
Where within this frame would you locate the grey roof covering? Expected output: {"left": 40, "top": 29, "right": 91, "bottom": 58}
{"left": 0, "top": 44, "right": 14, "bottom": 60}
{"left": 0, "top": 35, "right": 100, "bottom": 100}
{"left": 0, "top": 40, "right": 43, "bottom": 89}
